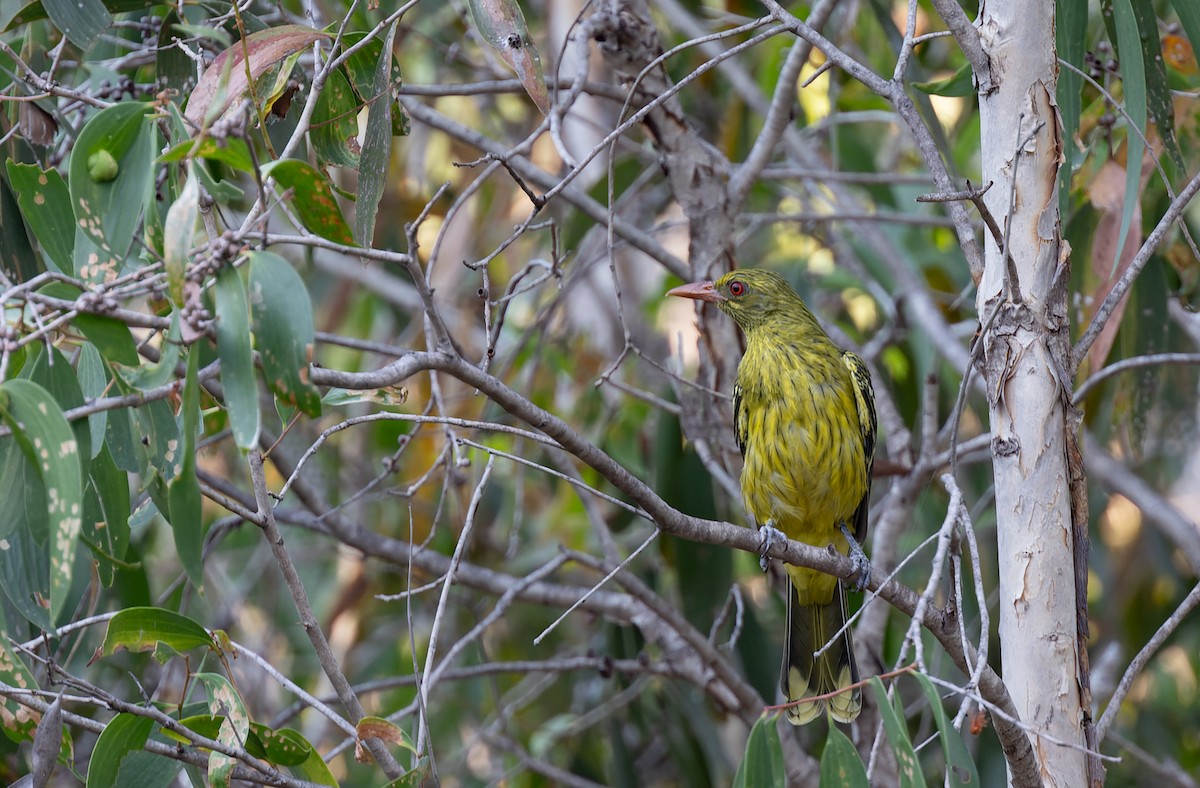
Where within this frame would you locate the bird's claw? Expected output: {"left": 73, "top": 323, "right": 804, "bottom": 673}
{"left": 837, "top": 522, "right": 872, "bottom": 593}
{"left": 758, "top": 520, "right": 787, "bottom": 572}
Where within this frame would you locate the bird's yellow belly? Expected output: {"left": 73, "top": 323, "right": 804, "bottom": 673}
{"left": 739, "top": 394, "right": 867, "bottom": 600}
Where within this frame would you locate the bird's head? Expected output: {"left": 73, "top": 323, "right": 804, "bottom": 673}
{"left": 667, "top": 269, "right": 809, "bottom": 333}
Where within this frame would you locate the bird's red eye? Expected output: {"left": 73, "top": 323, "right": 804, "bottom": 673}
{"left": 728, "top": 280, "right": 746, "bottom": 297}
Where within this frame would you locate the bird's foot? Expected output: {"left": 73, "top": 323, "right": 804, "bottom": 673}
{"left": 758, "top": 520, "right": 787, "bottom": 572}
{"left": 837, "top": 522, "right": 872, "bottom": 593}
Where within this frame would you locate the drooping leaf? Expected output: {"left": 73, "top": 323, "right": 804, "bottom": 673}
{"left": 166, "top": 349, "right": 204, "bottom": 590}
{"left": 28, "top": 345, "right": 91, "bottom": 466}
{"left": 0, "top": 379, "right": 83, "bottom": 625}
{"left": 914, "top": 673, "right": 980, "bottom": 786}
{"left": 340, "top": 32, "right": 408, "bottom": 137}
{"left": 246, "top": 251, "right": 321, "bottom": 418}
{"left": 163, "top": 164, "right": 200, "bottom": 307}
{"left": 869, "top": 677, "right": 926, "bottom": 788}
{"left": 310, "top": 66, "right": 362, "bottom": 167}
{"left": 1110, "top": 0, "right": 1146, "bottom": 278}
{"left": 354, "top": 21, "right": 397, "bottom": 247}
{"left": 76, "top": 342, "right": 108, "bottom": 459}
{"left": 68, "top": 102, "right": 156, "bottom": 283}
{"left": 84, "top": 713, "right": 155, "bottom": 788}
{"left": 1129, "top": 0, "right": 1183, "bottom": 172}
{"left": 1056, "top": 0, "right": 1087, "bottom": 216}
{"left": 731, "top": 714, "right": 785, "bottom": 788}
{"left": 820, "top": 722, "right": 869, "bottom": 787}
{"left": 466, "top": 0, "right": 549, "bottom": 113}
{"left": 6, "top": 161, "right": 74, "bottom": 274}
{"left": 84, "top": 445, "right": 131, "bottom": 587}
{"left": 41, "top": 0, "right": 111, "bottom": 50}
{"left": 213, "top": 265, "right": 260, "bottom": 451}
{"left": 0, "top": 167, "right": 40, "bottom": 283}
{"left": 194, "top": 673, "right": 249, "bottom": 788}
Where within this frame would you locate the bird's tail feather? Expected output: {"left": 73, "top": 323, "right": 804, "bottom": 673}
{"left": 781, "top": 583, "right": 861, "bottom": 725}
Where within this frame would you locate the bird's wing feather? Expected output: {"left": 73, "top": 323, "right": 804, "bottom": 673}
{"left": 841, "top": 351, "right": 876, "bottom": 542}
{"left": 732, "top": 382, "right": 748, "bottom": 457}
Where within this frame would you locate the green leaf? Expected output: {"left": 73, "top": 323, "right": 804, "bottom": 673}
{"left": 103, "top": 402, "right": 139, "bottom": 473}
{"left": 246, "top": 251, "right": 321, "bottom": 418}
{"left": 213, "top": 266, "right": 259, "bottom": 451}
{"left": 5, "top": 0, "right": 147, "bottom": 29}
{"left": 6, "top": 161, "right": 74, "bottom": 273}
{"left": 1129, "top": 0, "right": 1183, "bottom": 173}
{"left": 311, "top": 66, "right": 362, "bottom": 168}
{"left": 354, "top": 21, "right": 397, "bottom": 247}
{"left": 913, "top": 673, "right": 979, "bottom": 786}
{"left": 76, "top": 313, "right": 141, "bottom": 366}
{"left": 32, "top": 281, "right": 141, "bottom": 366}
{"left": 76, "top": 342, "right": 107, "bottom": 459}
{"left": 340, "top": 32, "right": 408, "bottom": 138}
{"left": 1110, "top": 0, "right": 1146, "bottom": 277}
{"left": 820, "top": 722, "right": 869, "bottom": 788}
{"left": 166, "top": 349, "right": 204, "bottom": 590}
{"left": 1057, "top": 0, "right": 1087, "bottom": 216}
{"left": 0, "top": 379, "right": 83, "bottom": 625}
{"left": 155, "top": 8, "right": 194, "bottom": 95}
{"left": 85, "top": 713, "right": 155, "bottom": 788}
{"left": 0, "top": 491, "right": 52, "bottom": 629}
{"left": 194, "top": 673, "right": 249, "bottom": 788}
{"left": 163, "top": 165, "right": 200, "bottom": 306}
{"left": 0, "top": 167, "right": 40, "bottom": 283}
{"left": 100, "top": 606, "right": 216, "bottom": 656}
{"left": 42, "top": 0, "right": 111, "bottom": 50}
{"left": 115, "top": 312, "right": 180, "bottom": 391}
{"left": 466, "top": 0, "right": 549, "bottom": 113}
{"left": 84, "top": 446, "right": 131, "bottom": 587}
{"left": 290, "top": 739, "right": 339, "bottom": 786}
{"left": 912, "top": 63, "right": 975, "bottom": 97}
{"left": 69, "top": 102, "right": 156, "bottom": 283}
{"left": 869, "top": 677, "right": 926, "bottom": 788}
{"left": 132, "top": 396, "right": 181, "bottom": 483}
{"left": 158, "top": 137, "right": 255, "bottom": 172}
{"left": 260, "top": 159, "right": 354, "bottom": 245}
{"left": 731, "top": 713, "right": 785, "bottom": 788}
{"left": 254, "top": 726, "right": 313, "bottom": 767}
{"left": 28, "top": 346, "right": 91, "bottom": 466}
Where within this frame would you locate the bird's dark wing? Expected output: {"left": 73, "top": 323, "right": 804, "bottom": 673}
{"left": 732, "top": 382, "right": 748, "bottom": 457}
{"left": 841, "top": 351, "right": 876, "bottom": 542}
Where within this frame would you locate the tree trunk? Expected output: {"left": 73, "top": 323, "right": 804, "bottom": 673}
{"left": 976, "top": 2, "right": 1089, "bottom": 785}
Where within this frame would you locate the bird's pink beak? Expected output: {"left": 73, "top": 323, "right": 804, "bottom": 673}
{"left": 666, "top": 281, "right": 724, "bottom": 302}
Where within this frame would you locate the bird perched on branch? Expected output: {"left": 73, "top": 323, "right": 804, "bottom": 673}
{"left": 668, "top": 269, "right": 876, "bottom": 725}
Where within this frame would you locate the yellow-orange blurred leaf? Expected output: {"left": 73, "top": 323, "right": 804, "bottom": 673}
{"left": 1163, "top": 34, "right": 1198, "bottom": 74}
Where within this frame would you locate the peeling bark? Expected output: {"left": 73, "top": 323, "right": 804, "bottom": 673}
{"left": 976, "top": 3, "right": 1090, "bottom": 786}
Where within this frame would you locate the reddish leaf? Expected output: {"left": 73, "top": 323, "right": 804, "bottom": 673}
{"left": 185, "top": 25, "right": 329, "bottom": 130}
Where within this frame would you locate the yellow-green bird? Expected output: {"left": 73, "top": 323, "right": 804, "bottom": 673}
{"left": 669, "top": 269, "right": 876, "bottom": 725}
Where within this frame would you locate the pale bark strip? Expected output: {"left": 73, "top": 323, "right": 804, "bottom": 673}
{"left": 976, "top": 2, "right": 1089, "bottom": 785}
